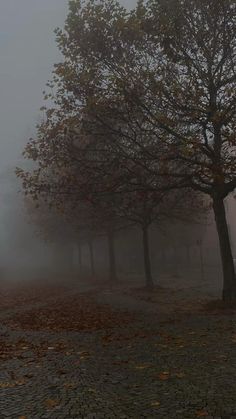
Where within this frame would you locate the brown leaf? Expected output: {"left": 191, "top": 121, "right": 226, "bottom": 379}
{"left": 196, "top": 410, "right": 208, "bottom": 417}
{"left": 151, "top": 401, "right": 160, "bottom": 407}
{"left": 134, "top": 363, "right": 151, "bottom": 370}
{"left": 64, "top": 382, "right": 76, "bottom": 389}
{"left": 44, "top": 399, "right": 60, "bottom": 410}
{"left": 175, "top": 372, "right": 186, "bottom": 378}
{"left": 57, "top": 369, "right": 66, "bottom": 375}
{"left": 157, "top": 371, "right": 170, "bottom": 380}
{"left": 0, "top": 379, "right": 26, "bottom": 389}
{"left": 78, "top": 351, "right": 90, "bottom": 360}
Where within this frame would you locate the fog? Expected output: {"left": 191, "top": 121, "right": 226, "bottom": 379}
{"left": 0, "top": 0, "right": 233, "bottom": 290}
{"left": 1, "top": 3, "right": 236, "bottom": 418}
{"left": 0, "top": 1, "right": 67, "bottom": 278}
{"left": 0, "top": 0, "right": 67, "bottom": 164}
{"left": 0, "top": 0, "right": 140, "bottom": 280}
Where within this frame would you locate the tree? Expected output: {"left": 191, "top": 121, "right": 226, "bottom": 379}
{"left": 17, "top": 124, "right": 124, "bottom": 283}
{"left": 46, "top": 0, "right": 236, "bottom": 300}
{"left": 17, "top": 0, "right": 208, "bottom": 292}
{"left": 23, "top": 195, "right": 78, "bottom": 274}
{"left": 62, "top": 122, "right": 205, "bottom": 289}
{"left": 143, "top": 0, "right": 236, "bottom": 300}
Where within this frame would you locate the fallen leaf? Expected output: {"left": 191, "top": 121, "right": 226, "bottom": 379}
{"left": 24, "top": 373, "right": 34, "bottom": 379}
{"left": 134, "top": 364, "right": 151, "bottom": 370}
{"left": 78, "top": 351, "right": 90, "bottom": 357}
{"left": 196, "top": 410, "right": 208, "bottom": 417}
{"left": 157, "top": 371, "right": 170, "bottom": 380}
{"left": 64, "top": 382, "right": 76, "bottom": 389}
{"left": 44, "top": 399, "right": 60, "bottom": 410}
{"left": 0, "top": 379, "right": 26, "bottom": 389}
{"left": 151, "top": 401, "right": 160, "bottom": 407}
{"left": 175, "top": 372, "right": 186, "bottom": 378}
{"left": 57, "top": 369, "right": 66, "bottom": 375}
{"left": 15, "top": 379, "right": 26, "bottom": 386}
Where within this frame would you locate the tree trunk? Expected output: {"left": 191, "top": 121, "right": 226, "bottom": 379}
{"left": 142, "top": 226, "right": 154, "bottom": 290}
{"left": 185, "top": 245, "right": 190, "bottom": 264}
{"left": 172, "top": 246, "right": 180, "bottom": 277}
{"left": 213, "top": 196, "right": 236, "bottom": 301}
{"left": 199, "top": 242, "right": 204, "bottom": 281}
{"left": 78, "top": 244, "right": 82, "bottom": 273}
{"left": 161, "top": 248, "right": 166, "bottom": 264}
{"left": 108, "top": 231, "right": 117, "bottom": 282}
{"left": 88, "top": 240, "right": 95, "bottom": 277}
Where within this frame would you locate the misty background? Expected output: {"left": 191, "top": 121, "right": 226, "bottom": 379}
{"left": 0, "top": 0, "right": 137, "bottom": 279}
{"left": 0, "top": 0, "right": 68, "bottom": 276}
{"left": 0, "top": 0, "right": 232, "bottom": 285}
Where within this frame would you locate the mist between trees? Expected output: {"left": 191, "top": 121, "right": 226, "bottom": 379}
{"left": 16, "top": 0, "right": 236, "bottom": 302}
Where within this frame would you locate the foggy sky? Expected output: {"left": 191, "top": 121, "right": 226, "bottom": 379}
{"left": 0, "top": 1, "right": 68, "bottom": 269}
{"left": 0, "top": 0, "right": 135, "bottom": 170}
{"left": 0, "top": 0, "right": 135, "bottom": 269}
{"left": 0, "top": 0, "right": 68, "bottom": 170}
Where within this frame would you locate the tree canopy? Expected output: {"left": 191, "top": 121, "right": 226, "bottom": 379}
{"left": 17, "top": 0, "right": 236, "bottom": 300}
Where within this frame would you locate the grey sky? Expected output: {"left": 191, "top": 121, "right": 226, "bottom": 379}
{"left": 0, "top": 0, "right": 136, "bottom": 265}
{"left": 0, "top": 0, "right": 67, "bottom": 170}
{"left": 0, "top": 0, "right": 68, "bottom": 264}
{"left": 0, "top": 0, "right": 135, "bottom": 172}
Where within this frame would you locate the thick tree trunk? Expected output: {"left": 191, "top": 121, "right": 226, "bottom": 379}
{"left": 172, "top": 246, "right": 180, "bottom": 277}
{"left": 199, "top": 242, "right": 204, "bottom": 281}
{"left": 213, "top": 196, "right": 236, "bottom": 301}
{"left": 108, "top": 231, "right": 117, "bottom": 282}
{"left": 161, "top": 248, "right": 166, "bottom": 264}
{"left": 185, "top": 245, "right": 190, "bottom": 264}
{"left": 78, "top": 244, "right": 82, "bottom": 273}
{"left": 88, "top": 240, "right": 95, "bottom": 277}
{"left": 142, "top": 226, "right": 154, "bottom": 290}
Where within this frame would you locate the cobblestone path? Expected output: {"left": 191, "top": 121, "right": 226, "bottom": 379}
{"left": 1, "top": 280, "right": 236, "bottom": 419}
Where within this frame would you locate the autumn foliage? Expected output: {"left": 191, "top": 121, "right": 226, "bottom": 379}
{"left": 16, "top": 0, "right": 236, "bottom": 301}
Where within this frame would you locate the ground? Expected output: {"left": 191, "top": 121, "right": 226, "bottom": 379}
{"left": 1, "top": 273, "right": 236, "bottom": 419}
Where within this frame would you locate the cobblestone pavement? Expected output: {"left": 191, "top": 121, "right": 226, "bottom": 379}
{"left": 1, "top": 279, "right": 236, "bottom": 418}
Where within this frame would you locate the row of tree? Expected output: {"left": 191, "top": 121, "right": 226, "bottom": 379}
{"left": 17, "top": 0, "right": 236, "bottom": 300}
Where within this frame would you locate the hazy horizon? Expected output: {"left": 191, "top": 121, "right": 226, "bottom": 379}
{"left": 0, "top": 0, "right": 136, "bottom": 273}
{"left": 0, "top": 0, "right": 68, "bottom": 173}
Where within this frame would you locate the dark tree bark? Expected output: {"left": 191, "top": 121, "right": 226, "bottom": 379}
{"left": 185, "top": 246, "right": 190, "bottom": 264}
{"left": 78, "top": 243, "right": 82, "bottom": 273}
{"left": 198, "top": 241, "right": 204, "bottom": 281}
{"left": 108, "top": 230, "right": 117, "bottom": 282}
{"left": 161, "top": 248, "right": 166, "bottom": 264}
{"left": 213, "top": 196, "right": 236, "bottom": 301}
{"left": 142, "top": 225, "right": 154, "bottom": 290}
{"left": 172, "top": 246, "right": 180, "bottom": 277}
{"left": 88, "top": 239, "right": 95, "bottom": 277}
